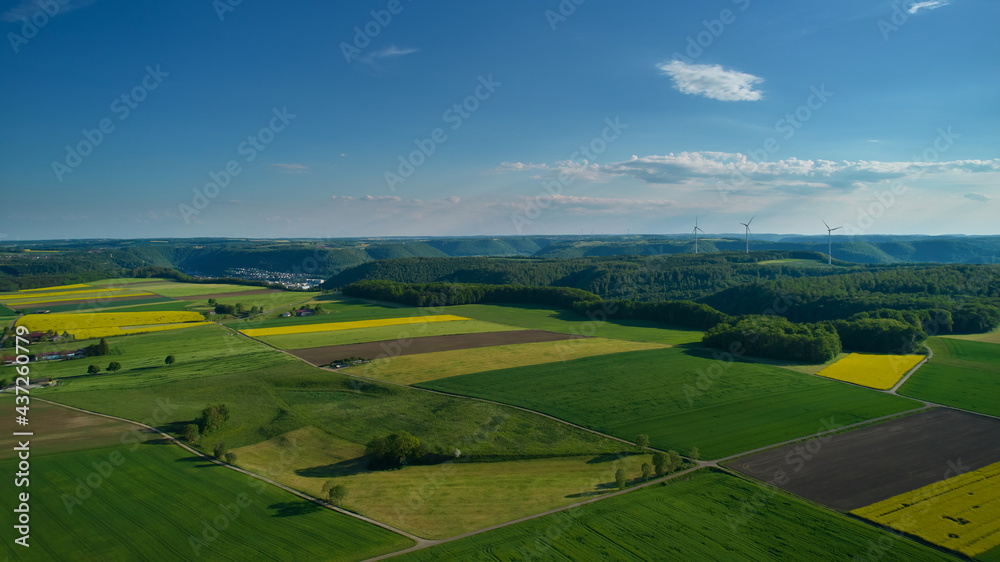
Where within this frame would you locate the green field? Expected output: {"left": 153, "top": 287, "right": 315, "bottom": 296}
{"left": 343, "top": 338, "right": 668, "bottom": 385}
{"left": 16, "top": 297, "right": 178, "bottom": 314}
{"left": 81, "top": 299, "right": 195, "bottom": 313}
{"left": 420, "top": 347, "right": 922, "bottom": 459}
{"left": 446, "top": 303, "right": 704, "bottom": 345}
{"left": 233, "top": 426, "right": 655, "bottom": 538}
{"left": 942, "top": 329, "right": 1000, "bottom": 345}
{"left": 135, "top": 281, "right": 271, "bottom": 297}
{"left": 899, "top": 337, "right": 1000, "bottom": 417}
{"left": 0, "top": 324, "right": 297, "bottom": 391}
{"left": 247, "top": 295, "right": 412, "bottom": 329}
{"left": 256, "top": 319, "right": 521, "bottom": 350}
{"left": 396, "top": 469, "right": 953, "bottom": 561}
{"left": 0, "top": 440, "right": 411, "bottom": 560}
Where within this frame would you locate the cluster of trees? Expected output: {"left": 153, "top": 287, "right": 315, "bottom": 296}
{"left": 343, "top": 280, "right": 601, "bottom": 309}
{"left": 82, "top": 338, "right": 110, "bottom": 357}
{"left": 704, "top": 316, "right": 844, "bottom": 363}
{"left": 365, "top": 430, "right": 422, "bottom": 470}
{"left": 572, "top": 299, "right": 730, "bottom": 331}
{"left": 213, "top": 302, "right": 262, "bottom": 317}
{"left": 184, "top": 403, "right": 231, "bottom": 443}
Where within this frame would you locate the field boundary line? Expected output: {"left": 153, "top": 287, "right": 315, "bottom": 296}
{"left": 30, "top": 396, "right": 428, "bottom": 546}
{"left": 888, "top": 344, "right": 932, "bottom": 394}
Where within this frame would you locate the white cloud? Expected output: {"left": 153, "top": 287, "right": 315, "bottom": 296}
{"left": 495, "top": 161, "right": 549, "bottom": 173}
{"left": 964, "top": 192, "right": 992, "bottom": 202}
{"left": 1, "top": 0, "right": 96, "bottom": 22}
{"left": 657, "top": 61, "right": 764, "bottom": 102}
{"left": 908, "top": 1, "right": 949, "bottom": 15}
{"left": 271, "top": 163, "right": 309, "bottom": 174}
{"left": 517, "top": 151, "right": 1000, "bottom": 194}
{"left": 362, "top": 45, "right": 419, "bottom": 64}
{"left": 362, "top": 195, "right": 402, "bottom": 202}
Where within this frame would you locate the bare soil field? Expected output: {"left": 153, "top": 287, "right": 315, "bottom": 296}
{"left": 726, "top": 408, "right": 1000, "bottom": 511}
{"left": 172, "top": 288, "right": 284, "bottom": 300}
{"left": 288, "top": 330, "right": 586, "bottom": 365}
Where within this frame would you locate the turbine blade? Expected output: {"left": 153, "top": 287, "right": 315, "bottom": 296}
{"left": 832, "top": 226, "right": 843, "bottom": 231}
{"left": 823, "top": 219, "right": 830, "bottom": 230}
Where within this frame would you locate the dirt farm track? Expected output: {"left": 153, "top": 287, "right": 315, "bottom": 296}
{"left": 727, "top": 408, "right": 1000, "bottom": 511}
{"left": 287, "top": 330, "right": 586, "bottom": 364}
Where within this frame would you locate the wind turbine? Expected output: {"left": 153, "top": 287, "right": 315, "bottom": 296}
{"left": 823, "top": 220, "right": 843, "bottom": 265}
{"left": 740, "top": 216, "right": 754, "bottom": 254}
{"left": 693, "top": 217, "right": 704, "bottom": 254}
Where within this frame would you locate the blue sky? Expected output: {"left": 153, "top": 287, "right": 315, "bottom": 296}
{"left": 1, "top": 0, "right": 997, "bottom": 240}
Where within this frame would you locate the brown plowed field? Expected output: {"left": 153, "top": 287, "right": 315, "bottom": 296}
{"left": 287, "top": 330, "right": 586, "bottom": 365}
{"left": 727, "top": 408, "right": 1000, "bottom": 511}
{"left": 172, "top": 289, "right": 284, "bottom": 301}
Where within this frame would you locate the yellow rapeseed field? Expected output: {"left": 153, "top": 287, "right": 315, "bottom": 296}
{"left": 241, "top": 314, "right": 470, "bottom": 337}
{"left": 852, "top": 461, "right": 1000, "bottom": 556}
{"left": 0, "top": 288, "right": 129, "bottom": 301}
{"left": 2, "top": 292, "right": 153, "bottom": 306}
{"left": 815, "top": 352, "right": 924, "bottom": 390}
{"left": 71, "top": 322, "right": 215, "bottom": 339}
{"left": 16, "top": 311, "right": 206, "bottom": 339}
{"left": 17, "top": 283, "right": 93, "bottom": 292}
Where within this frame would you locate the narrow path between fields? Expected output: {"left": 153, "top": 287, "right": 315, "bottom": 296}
{"left": 30, "top": 397, "right": 429, "bottom": 547}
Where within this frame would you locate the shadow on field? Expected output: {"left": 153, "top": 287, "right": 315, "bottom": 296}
{"left": 295, "top": 457, "right": 368, "bottom": 478}
{"left": 564, "top": 490, "right": 605, "bottom": 499}
{"left": 586, "top": 453, "right": 636, "bottom": 464}
{"left": 174, "top": 455, "right": 217, "bottom": 467}
{"left": 268, "top": 501, "right": 323, "bottom": 517}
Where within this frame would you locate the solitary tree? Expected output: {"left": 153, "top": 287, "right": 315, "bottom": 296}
{"left": 689, "top": 447, "right": 700, "bottom": 461}
{"left": 98, "top": 338, "right": 110, "bottom": 356}
{"left": 87, "top": 364, "right": 101, "bottom": 375}
{"left": 107, "top": 361, "right": 122, "bottom": 372}
{"left": 183, "top": 424, "right": 200, "bottom": 443}
{"left": 165, "top": 355, "right": 175, "bottom": 366}
{"left": 652, "top": 452, "right": 667, "bottom": 477}
{"left": 641, "top": 463, "right": 653, "bottom": 481}
{"left": 224, "top": 452, "right": 237, "bottom": 465}
{"left": 635, "top": 434, "right": 650, "bottom": 451}
{"left": 213, "top": 442, "right": 227, "bottom": 459}
{"left": 668, "top": 450, "right": 683, "bottom": 472}
{"left": 321, "top": 481, "right": 347, "bottom": 505}
{"left": 197, "top": 403, "right": 231, "bottom": 435}
{"left": 208, "top": 298, "right": 217, "bottom": 306}
{"left": 615, "top": 468, "right": 627, "bottom": 490}
{"left": 313, "top": 304, "right": 325, "bottom": 314}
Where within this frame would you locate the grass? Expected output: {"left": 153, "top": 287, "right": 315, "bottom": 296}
{"left": 256, "top": 319, "right": 520, "bottom": 350}
{"left": 80, "top": 299, "right": 194, "bottom": 313}
{"left": 420, "top": 347, "right": 922, "bottom": 459}
{"left": 815, "top": 352, "right": 925, "bottom": 390}
{"left": 0, "top": 442, "right": 412, "bottom": 561}
{"left": 942, "top": 329, "right": 1000, "bottom": 345}
{"left": 395, "top": 469, "right": 954, "bottom": 561}
{"left": 16, "top": 297, "right": 178, "bottom": 314}
{"left": 343, "top": 338, "right": 668, "bottom": 385}
{"left": 446, "top": 303, "right": 704, "bottom": 345}
{"left": 852, "top": 461, "right": 1000, "bottom": 557}
{"left": 0, "top": 398, "right": 147, "bottom": 459}
{"left": 135, "top": 281, "right": 269, "bottom": 297}
{"left": 234, "top": 426, "right": 654, "bottom": 538}
{"left": 241, "top": 314, "right": 470, "bottom": 337}
{"left": 247, "top": 295, "right": 412, "bottom": 329}
{"left": 899, "top": 337, "right": 1000, "bottom": 417}
{"left": 0, "top": 324, "right": 297, "bottom": 391}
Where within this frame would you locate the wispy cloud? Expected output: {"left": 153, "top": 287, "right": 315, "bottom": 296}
{"left": 361, "top": 45, "right": 419, "bottom": 64}
{"left": 271, "top": 163, "right": 309, "bottom": 174}
{"left": 1, "top": 0, "right": 96, "bottom": 22}
{"left": 964, "top": 192, "right": 992, "bottom": 202}
{"left": 515, "top": 151, "right": 1000, "bottom": 193}
{"left": 494, "top": 161, "right": 549, "bottom": 173}
{"left": 907, "top": 1, "right": 949, "bottom": 15}
{"left": 657, "top": 61, "right": 764, "bottom": 102}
